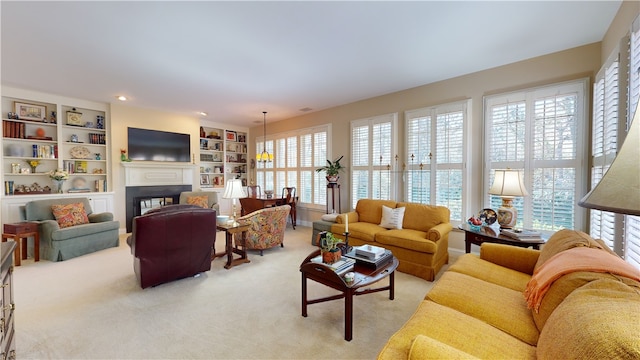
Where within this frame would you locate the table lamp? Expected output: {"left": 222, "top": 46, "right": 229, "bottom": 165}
{"left": 489, "top": 169, "right": 528, "bottom": 229}
{"left": 223, "top": 178, "right": 247, "bottom": 224}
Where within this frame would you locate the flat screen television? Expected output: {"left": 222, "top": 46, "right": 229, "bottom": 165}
{"left": 127, "top": 127, "right": 191, "bottom": 162}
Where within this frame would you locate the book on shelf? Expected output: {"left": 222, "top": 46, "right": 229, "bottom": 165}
{"left": 501, "top": 228, "right": 542, "bottom": 240}
{"left": 67, "top": 188, "right": 91, "bottom": 193}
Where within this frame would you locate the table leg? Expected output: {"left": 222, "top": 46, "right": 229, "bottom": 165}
{"left": 301, "top": 273, "right": 308, "bottom": 317}
{"left": 465, "top": 234, "right": 471, "bottom": 253}
{"left": 21, "top": 238, "right": 28, "bottom": 260}
{"left": 224, "top": 231, "right": 233, "bottom": 269}
{"left": 389, "top": 271, "right": 395, "bottom": 300}
{"left": 345, "top": 289, "right": 353, "bottom": 341}
{"left": 34, "top": 232, "right": 39, "bottom": 262}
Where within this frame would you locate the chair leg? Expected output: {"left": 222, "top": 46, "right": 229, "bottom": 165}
{"left": 260, "top": 250, "right": 264, "bottom": 256}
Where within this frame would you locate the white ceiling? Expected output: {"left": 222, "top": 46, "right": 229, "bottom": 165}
{"left": 1, "top": 1, "right": 621, "bottom": 127}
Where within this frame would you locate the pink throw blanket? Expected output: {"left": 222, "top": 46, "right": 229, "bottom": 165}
{"left": 524, "top": 246, "right": 640, "bottom": 312}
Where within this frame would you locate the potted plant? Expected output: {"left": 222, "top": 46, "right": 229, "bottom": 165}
{"left": 319, "top": 231, "right": 344, "bottom": 264}
{"left": 315, "top": 155, "right": 344, "bottom": 183}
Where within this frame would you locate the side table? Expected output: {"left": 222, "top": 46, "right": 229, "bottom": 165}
{"left": 1, "top": 222, "right": 40, "bottom": 266}
{"left": 458, "top": 223, "right": 545, "bottom": 253}
{"left": 216, "top": 221, "right": 251, "bottom": 269}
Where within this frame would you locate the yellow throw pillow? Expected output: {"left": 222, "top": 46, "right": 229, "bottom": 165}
{"left": 186, "top": 195, "right": 209, "bottom": 208}
{"left": 51, "top": 202, "right": 89, "bottom": 228}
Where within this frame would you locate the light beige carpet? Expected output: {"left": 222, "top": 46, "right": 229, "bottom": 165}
{"left": 12, "top": 226, "right": 457, "bottom": 359}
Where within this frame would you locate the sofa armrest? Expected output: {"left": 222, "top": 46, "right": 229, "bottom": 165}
{"left": 336, "top": 211, "right": 358, "bottom": 224}
{"left": 480, "top": 243, "right": 540, "bottom": 275}
{"left": 88, "top": 212, "right": 114, "bottom": 223}
{"left": 427, "top": 222, "right": 453, "bottom": 241}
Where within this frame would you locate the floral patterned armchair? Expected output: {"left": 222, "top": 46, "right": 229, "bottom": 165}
{"left": 235, "top": 205, "right": 291, "bottom": 255}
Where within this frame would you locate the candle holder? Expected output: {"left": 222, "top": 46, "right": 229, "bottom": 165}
{"left": 343, "top": 231, "right": 352, "bottom": 254}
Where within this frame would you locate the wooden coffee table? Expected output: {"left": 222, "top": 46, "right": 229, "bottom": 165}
{"left": 458, "top": 223, "right": 546, "bottom": 253}
{"left": 300, "top": 249, "right": 399, "bottom": 341}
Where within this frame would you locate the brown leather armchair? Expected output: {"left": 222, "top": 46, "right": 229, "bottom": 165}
{"left": 127, "top": 204, "right": 217, "bottom": 288}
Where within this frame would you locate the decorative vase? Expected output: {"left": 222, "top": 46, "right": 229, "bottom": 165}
{"left": 326, "top": 175, "right": 339, "bottom": 183}
{"left": 121, "top": 153, "right": 127, "bottom": 161}
{"left": 322, "top": 249, "right": 342, "bottom": 265}
{"left": 30, "top": 165, "right": 37, "bottom": 173}
{"left": 52, "top": 180, "right": 65, "bottom": 194}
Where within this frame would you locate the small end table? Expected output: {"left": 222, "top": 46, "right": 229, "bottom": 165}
{"left": 458, "top": 223, "right": 546, "bottom": 253}
{"left": 216, "top": 221, "right": 251, "bottom": 269}
{"left": 2, "top": 222, "right": 40, "bottom": 266}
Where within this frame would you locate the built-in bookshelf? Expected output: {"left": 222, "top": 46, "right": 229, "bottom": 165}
{"left": 2, "top": 94, "right": 110, "bottom": 195}
{"left": 199, "top": 126, "right": 247, "bottom": 189}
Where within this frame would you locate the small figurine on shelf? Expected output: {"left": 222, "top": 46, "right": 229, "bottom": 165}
{"left": 95, "top": 153, "right": 101, "bottom": 160}
{"left": 50, "top": 111, "right": 57, "bottom": 124}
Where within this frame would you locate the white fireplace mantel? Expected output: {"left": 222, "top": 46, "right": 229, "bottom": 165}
{"left": 121, "top": 161, "right": 195, "bottom": 187}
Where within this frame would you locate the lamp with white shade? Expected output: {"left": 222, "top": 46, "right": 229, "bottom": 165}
{"left": 489, "top": 169, "right": 529, "bottom": 229}
{"left": 223, "top": 178, "right": 247, "bottom": 225}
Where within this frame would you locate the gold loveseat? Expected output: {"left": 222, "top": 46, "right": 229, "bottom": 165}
{"left": 378, "top": 229, "right": 640, "bottom": 359}
{"left": 330, "top": 199, "right": 452, "bottom": 281}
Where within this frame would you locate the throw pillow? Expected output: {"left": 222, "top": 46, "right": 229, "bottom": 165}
{"left": 379, "top": 205, "right": 405, "bottom": 229}
{"left": 51, "top": 202, "right": 89, "bottom": 229}
{"left": 186, "top": 195, "right": 209, "bottom": 208}
{"left": 321, "top": 213, "right": 339, "bottom": 222}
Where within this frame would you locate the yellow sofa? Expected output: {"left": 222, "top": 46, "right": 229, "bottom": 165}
{"left": 378, "top": 229, "right": 640, "bottom": 359}
{"left": 330, "top": 199, "right": 452, "bottom": 281}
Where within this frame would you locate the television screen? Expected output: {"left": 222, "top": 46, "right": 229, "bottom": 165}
{"left": 127, "top": 127, "right": 191, "bottom": 162}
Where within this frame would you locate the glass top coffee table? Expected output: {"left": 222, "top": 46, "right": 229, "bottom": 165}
{"left": 299, "top": 248, "right": 399, "bottom": 341}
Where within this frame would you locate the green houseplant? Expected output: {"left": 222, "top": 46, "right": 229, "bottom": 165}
{"left": 315, "top": 155, "right": 344, "bottom": 183}
{"left": 319, "top": 231, "right": 343, "bottom": 264}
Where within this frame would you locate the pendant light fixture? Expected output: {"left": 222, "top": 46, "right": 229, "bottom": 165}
{"left": 256, "top": 111, "right": 273, "bottom": 163}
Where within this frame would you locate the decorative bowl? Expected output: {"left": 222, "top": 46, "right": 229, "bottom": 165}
{"left": 216, "top": 215, "right": 230, "bottom": 225}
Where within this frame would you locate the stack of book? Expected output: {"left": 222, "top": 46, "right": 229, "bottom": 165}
{"left": 501, "top": 229, "right": 542, "bottom": 240}
{"left": 344, "top": 245, "right": 394, "bottom": 269}
{"left": 310, "top": 256, "right": 355, "bottom": 275}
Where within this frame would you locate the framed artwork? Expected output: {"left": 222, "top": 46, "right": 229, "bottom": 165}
{"left": 200, "top": 139, "right": 208, "bottom": 149}
{"left": 226, "top": 131, "right": 237, "bottom": 142}
{"left": 200, "top": 174, "right": 210, "bottom": 186}
{"left": 14, "top": 102, "right": 46, "bottom": 121}
{"left": 237, "top": 134, "right": 246, "bottom": 143}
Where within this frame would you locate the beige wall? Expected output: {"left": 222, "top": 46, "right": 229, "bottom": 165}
{"left": 249, "top": 43, "right": 602, "bottom": 232}
{"left": 110, "top": 103, "right": 201, "bottom": 228}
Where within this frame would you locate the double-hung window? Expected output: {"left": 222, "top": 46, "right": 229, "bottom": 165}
{"left": 350, "top": 113, "right": 397, "bottom": 209}
{"left": 256, "top": 125, "right": 329, "bottom": 208}
{"left": 405, "top": 100, "right": 469, "bottom": 222}
{"left": 485, "top": 79, "right": 588, "bottom": 231}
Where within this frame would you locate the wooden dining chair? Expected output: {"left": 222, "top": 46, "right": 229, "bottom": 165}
{"left": 246, "top": 185, "right": 262, "bottom": 198}
{"left": 281, "top": 187, "right": 297, "bottom": 229}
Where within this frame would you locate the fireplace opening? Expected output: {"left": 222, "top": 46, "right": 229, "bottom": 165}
{"left": 126, "top": 185, "right": 191, "bottom": 232}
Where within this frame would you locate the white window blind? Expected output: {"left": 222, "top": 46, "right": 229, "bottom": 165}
{"left": 485, "top": 80, "right": 587, "bottom": 231}
{"left": 350, "top": 114, "right": 397, "bottom": 209}
{"left": 589, "top": 52, "right": 619, "bottom": 250}
{"left": 405, "top": 100, "right": 468, "bottom": 222}
{"left": 256, "top": 125, "right": 329, "bottom": 208}
{"left": 625, "top": 16, "right": 640, "bottom": 269}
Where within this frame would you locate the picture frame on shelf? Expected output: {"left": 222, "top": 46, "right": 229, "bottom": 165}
{"left": 237, "top": 134, "right": 246, "bottom": 143}
{"left": 226, "top": 131, "right": 237, "bottom": 142}
{"left": 200, "top": 174, "right": 210, "bottom": 186}
{"left": 14, "top": 102, "right": 46, "bottom": 122}
{"left": 200, "top": 139, "right": 208, "bottom": 149}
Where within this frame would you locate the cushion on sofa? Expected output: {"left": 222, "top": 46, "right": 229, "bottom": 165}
{"left": 537, "top": 279, "right": 640, "bottom": 359}
{"left": 355, "top": 199, "right": 397, "bottom": 224}
{"left": 531, "top": 270, "right": 638, "bottom": 331}
{"left": 534, "top": 229, "right": 603, "bottom": 272}
{"left": 480, "top": 243, "right": 540, "bottom": 275}
{"left": 378, "top": 300, "right": 537, "bottom": 360}
{"left": 379, "top": 205, "right": 405, "bottom": 229}
{"left": 375, "top": 229, "right": 437, "bottom": 254}
{"left": 396, "top": 202, "right": 449, "bottom": 232}
{"left": 447, "top": 253, "right": 531, "bottom": 292}
{"left": 331, "top": 222, "right": 386, "bottom": 243}
{"left": 426, "top": 271, "right": 539, "bottom": 346}
{"left": 186, "top": 195, "right": 209, "bottom": 208}
{"left": 408, "top": 335, "right": 480, "bottom": 360}
{"left": 51, "top": 202, "right": 90, "bottom": 228}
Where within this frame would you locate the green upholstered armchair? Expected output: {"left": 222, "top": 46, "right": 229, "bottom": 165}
{"left": 234, "top": 205, "right": 290, "bottom": 256}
